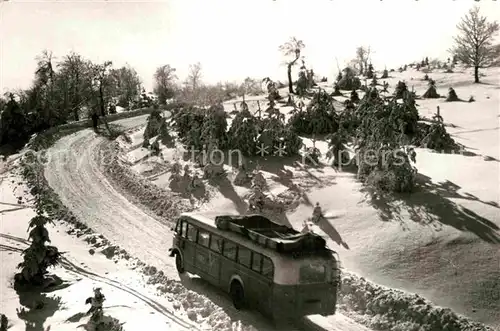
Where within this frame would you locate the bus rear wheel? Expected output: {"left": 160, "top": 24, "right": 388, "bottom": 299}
{"left": 175, "top": 252, "right": 185, "bottom": 274}
{"left": 230, "top": 281, "right": 245, "bottom": 310}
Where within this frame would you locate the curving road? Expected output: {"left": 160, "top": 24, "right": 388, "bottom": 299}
{"left": 45, "top": 115, "right": 177, "bottom": 276}
{"left": 44, "top": 115, "right": 370, "bottom": 331}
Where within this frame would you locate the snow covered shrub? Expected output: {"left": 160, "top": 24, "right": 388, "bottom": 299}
{"left": 331, "top": 82, "right": 343, "bottom": 96}
{"left": 419, "top": 121, "right": 460, "bottom": 152}
{"left": 108, "top": 104, "right": 117, "bottom": 114}
{"left": 350, "top": 89, "right": 360, "bottom": 103}
{"left": 446, "top": 87, "right": 460, "bottom": 102}
{"left": 361, "top": 147, "right": 417, "bottom": 193}
{"left": 288, "top": 89, "right": 339, "bottom": 135}
{"left": 337, "top": 67, "right": 362, "bottom": 90}
{"left": 258, "top": 101, "right": 302, "bottom": 156}
{"left": 143, "top": 109, "right": 164, "bottom": 142}
{"left": 296, "top": 62, "right": 309, "bottom": 97}
{"left": 415, "top": 107, "right": 459, "bottom": 152}
{"left": 381, "top": 69, "right": 389, "bottom": 79}
{"left": 262, "top": 77, "right": 281, "bottom": 101}
{"left": 171, "top": 106, "right": 205, "bottom": 150}
{"left": 102, "top": 142, "right": 192, "bottom": 218}
{"left": 360, "top": 88, "right": 382, "bottom": 106}
{"left": 0, "top": 314, "right": 8, "bottom": 331}
{"left": 365, "top": 63, "right": 374, "bottom": 79}
{"left": 85, "top": 288, "right": 124, "bottom": 331}
{"left": 200, "top": 103, "right": 228, "bottom": 150}
{"left": 304, "top": 145, "right": 322, "bottom": 165}
{"left": 354, "top": 95, "right": 419, "bottom": 192}
{"left": 422, "top": 79, "right": 440, "bottom": 98}
{"left": 326, "top": 128, "right": 350, "bottom": 166}
{"left": 95, "top": 317, "right": 125, "bottom": 331}
{"left": 394, "top": 81, "right": 408, "bottom": 99}
{"left": 227, "top": 108, "right": 259, "bottom": 156}
{"left": 150, "top": 140, "right": 160, "bottom": 155}
{"left": 158, "top": 120, "right": 174, "bottom": 147}
{"left": 15, "top": 211, "right": 62, "bottom": 287}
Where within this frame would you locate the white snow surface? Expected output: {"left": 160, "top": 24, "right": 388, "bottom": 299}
{"left": 36, "top": 118, "right": 368, "bottom": 330}
{"left": 3, "top": 66, "right": 499, "bottom": 331}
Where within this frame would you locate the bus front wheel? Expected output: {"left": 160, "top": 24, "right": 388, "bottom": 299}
{"left": 230, "top": 281, "right": 245, "bottom": 310}
{"left": 175, "top": 252, "right": 185, "bottom": 274}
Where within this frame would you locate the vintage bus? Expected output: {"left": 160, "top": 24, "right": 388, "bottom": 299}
{"left": 169, "top": 212, "right": 341, "bottom": 322}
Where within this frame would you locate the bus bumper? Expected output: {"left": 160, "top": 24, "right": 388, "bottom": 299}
{"left": 273, "top": 284, "right": 337, "bottom": 318}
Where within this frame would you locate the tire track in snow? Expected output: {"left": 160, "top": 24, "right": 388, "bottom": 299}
{"left": 44, "top": 127, "right": 177, "bottom": 275}
{"left": 0, "top": 233, "right": 203, "bottom": 331}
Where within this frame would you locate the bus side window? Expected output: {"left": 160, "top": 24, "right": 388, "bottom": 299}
{"left": 198, "top": 228, "right": 210, "bottom": 247}
{"left": 222, "top": 240, "right": 237, "bottom": 261}
{"left": 180, "top": 221, "right": 188, "bottom": 238}
{"left": 238, "top": 246, "right": 252, "bottom": 268}
{"left": 262, "top": 256, "right": 274, "bottom": 278}
{"left": 186, "top": 224, "right": 197, "bottom": 242}
{"left": 251, "top": 252, "right": 262, "bottom": 273}
{"left": 210, "top": 234, "right": 223, "bottom": 253}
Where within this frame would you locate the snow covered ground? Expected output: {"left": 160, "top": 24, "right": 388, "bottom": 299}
{"left": 7, "top": 121, "right": 365, "bottom": 329}
{"left": 109, "top": 67, "right": 500, "bottom": 329}
{"left": 1, "top": 66, "right": 498, "bottom": 331}
{"left": 1, "top": 158, "right": 369, "bottom": 330}
{"left": 0, "top": 174, "right": 206, "bottom": 331}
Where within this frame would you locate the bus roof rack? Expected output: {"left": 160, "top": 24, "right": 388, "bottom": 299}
{"left": 215, "top": 214, "right": 327, "bottom": 254}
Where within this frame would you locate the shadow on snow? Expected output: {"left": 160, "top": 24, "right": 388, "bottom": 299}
{"left": 360, "top": 173, "right": 500, "bottom": 243}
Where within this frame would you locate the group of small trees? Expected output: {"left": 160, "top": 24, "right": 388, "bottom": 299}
{"left": 153, "top": 62, "right": 264, "bottom": 107}
{"left": 174, "top": 72, "right": 460, "bottom": 194}
{"left": 0, "top": 50, "right": 144, "bottom": 146}
{"left": 288, "top": 73, "right": 460, "bottom": 193}
{"left": 171, "top": 82, "right": 303, "bottom": 164}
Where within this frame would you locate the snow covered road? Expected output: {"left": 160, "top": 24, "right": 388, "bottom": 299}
{"left": 44, "top": 115, "right": 370, "bottom": 331}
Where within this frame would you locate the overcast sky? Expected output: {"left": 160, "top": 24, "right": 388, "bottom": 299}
{"left": 1, "top": 0, "right": 499, "bottom": 93}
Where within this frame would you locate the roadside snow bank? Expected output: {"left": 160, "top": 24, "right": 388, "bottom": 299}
{"left": 339, "top": 273, "right": 494, "bottom": 331}
{"left": 100, "top": 141, "right": 193, "bottom": 220}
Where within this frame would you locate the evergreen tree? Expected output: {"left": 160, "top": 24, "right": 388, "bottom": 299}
{"left": 366, "top": 63, "right": 374, "bottom": 79}
{"left": 0, "top": 94, "right": 28, "bottom": 144}
{"left": 228, "top": 108, "right": 259, "bottom": 156}
{"left": 381, "top": 69, "right": 389, "bottom": 79}
{"left": 15, "top": 205, "right": 61, "bottom": 286}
